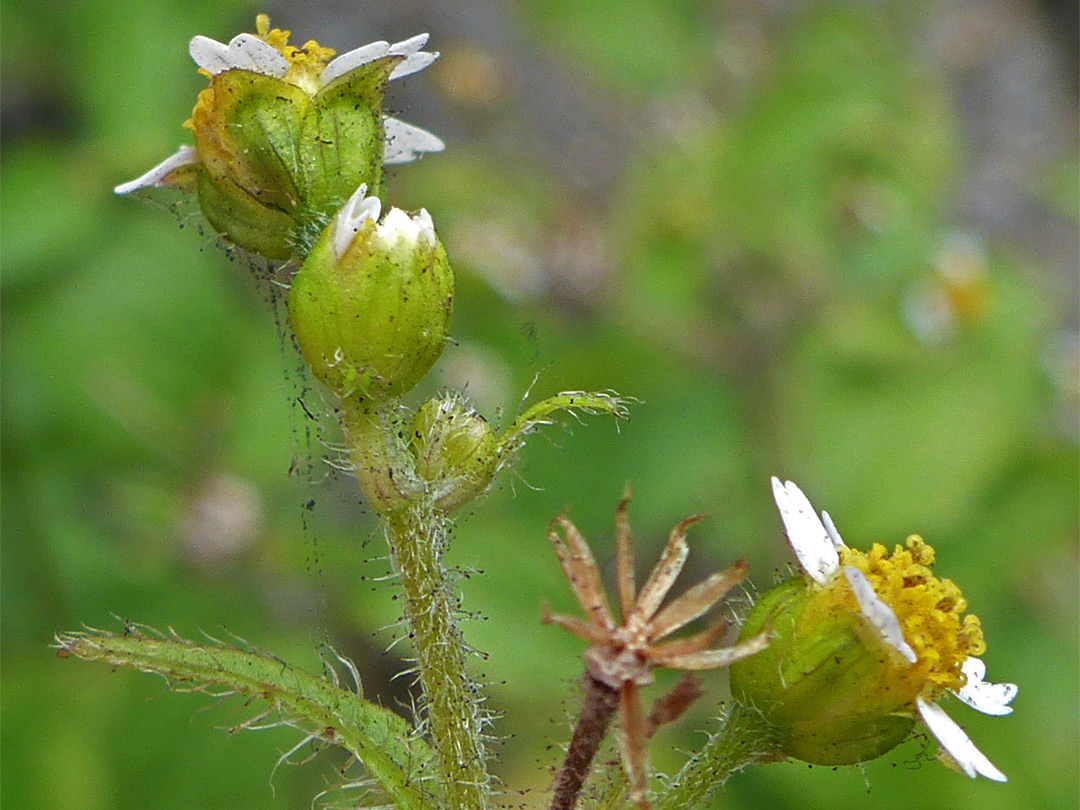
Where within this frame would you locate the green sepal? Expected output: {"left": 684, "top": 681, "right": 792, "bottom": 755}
{"left": 730, "top": 576, "right": 916, "bottom": 766}
{"left": 196, "top": 70, "right": 310, "bottom": 212}
{"left": 196, "top": 172, "right": 295, "bottom": 259}
{"left": 298, "top": 56, "right": 399, "bottom": 211}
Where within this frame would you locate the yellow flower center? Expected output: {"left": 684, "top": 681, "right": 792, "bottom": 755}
{"left": 839, "top": 535, "right": 986, "bottom": 700}
{"left": 255, "top": 14, "right": 336, "bottom": 95}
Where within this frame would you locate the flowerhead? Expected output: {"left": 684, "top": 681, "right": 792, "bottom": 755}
{"left": 114, "top": 15, "right": 444, "bottom": 260}
{"left": 729, "top": 478, "right": 1016, "bottom": 780}
{"left": 287, "top": 183, "right": 452, "bottom": 402}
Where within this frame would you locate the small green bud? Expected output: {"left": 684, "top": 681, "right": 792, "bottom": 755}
{"left": 409, "top": 395, "right": 498, "bottom": 512}
{"left": 288, "top": 184, "right": 453, "bottom": 401}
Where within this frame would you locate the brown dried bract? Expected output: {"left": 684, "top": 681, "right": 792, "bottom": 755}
{"left": 544, "top": 487, "right": 769, "bottom": 809}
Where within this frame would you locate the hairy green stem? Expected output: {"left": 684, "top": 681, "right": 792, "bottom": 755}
{"left": 654, "top": 702, "right": 782, "bottom": 810}
{"left": 338, "top": 390, "right": 629, "bottom": 810}
{"left": 388, "top": 505, "right": 490, "bottom": 810}
{"left": 340, "top": 395, "right": 489, "bottom": 810}
{"left": 340, "top": 396, "right": 419, "bottom": 514}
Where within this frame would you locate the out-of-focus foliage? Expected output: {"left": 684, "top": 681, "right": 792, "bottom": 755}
{"left": 2, "top": 1, "right": 1075, "bottom": 809}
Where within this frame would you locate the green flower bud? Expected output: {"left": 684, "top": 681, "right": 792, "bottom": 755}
{"left": 409, "top": 395, "right": 498, "bottom": 512}
{"left": 114, "top": 16, "right": 444, "bottom": 260}
{"left": 730, "top": 479, "right": 1016, "bottom": 780}
{"left": 288, "top": 184, "right": 453, "bottom": 401}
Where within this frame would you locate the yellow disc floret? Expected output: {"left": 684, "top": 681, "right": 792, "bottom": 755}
{"left": 840, "top": 535, "right": 986, "bottom": 699}
{"left": 255, "top": 14, "right": 336, "bottom": 95}
{"left": 254, "top": 14, "right": 289, "bottom": 50}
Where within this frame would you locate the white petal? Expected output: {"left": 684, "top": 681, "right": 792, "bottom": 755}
{"left": 383, "top": 117, "right": 445, "bottom": 165}
{"left": 189, "top": 36, "right": 233, "bottom": 74}
{"left": 820, "top": 510, "right": 846, "bottom": 549}
{"left": 333, "top": 184, "right": 381, "bottom": 260}
{"left": 189, "top": 33, "right": 288, "bottom": 77}
{"left": 916, "top": 697, "right": 1007, "bottom": 782}
{"left": 321, "top": 41, "right": 390, "bottom": 87}
{"left": 390, "top": 51, "right": 439, "bottom": 81}
{"left": 770, "top": 477, "right": 840, "bottom": 584}
{"left": 844, "top": 567, "right": 917, "bottom": 663}
{"left": 387, "top": 34, "right": 438, "bottom": 81}
{"left": 226, "top": 34, "right": 288, "bottom": 77}
{"left": 376, "top": 207, "right": 426, "bottom": 249}
{"left": 114, "top": 146, "right": 199, "bottom": 195}
{"left": 415, "top": 209, "right": 436, "bottom": 247}
{"left": 954, "top": 658, "right": 1017, "bottom": 716}
{"left": 388, "top": 33, "right": 430, "bottom": 58}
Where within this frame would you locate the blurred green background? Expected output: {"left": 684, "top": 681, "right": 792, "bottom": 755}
{"left": 3, "top": 1, "right": 1077, "bottom": 808}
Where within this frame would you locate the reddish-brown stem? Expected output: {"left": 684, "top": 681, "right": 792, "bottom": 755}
{"left": 646, "top": 673, "right": 704, "bottom": 737}
{"left": 550, "top": 672, "right": 621, "bottom": 810}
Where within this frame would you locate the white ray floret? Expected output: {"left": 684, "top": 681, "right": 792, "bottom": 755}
{"left": 821, "top": 510, "right": 845, "bottom": 548}
{"left": 383, "top": 117, "right": 446, "bottom": 165}
{"left": 321, "top": 33, "right": 437, "bottom": 87}
{"left": 388, "top": 33, "right": 429, "bottom": 58}
{"left": 391, "top": 50, "right": 439, "bottom": 81}
{"left": 916, "top": 697, "right": 1007, "bottom": 782}
{"left": 321, "top": 41, "right": 391, "bottom": 86}
{"left": 332, "top": 184, "right": 436, "bottom": 259}
{"left": 376, "top": 206, "right": 436, "bottom": 250}
{"left": 189, "top": 30, "right": 437, "bottom": 88}
{"left": 770, "top": 477, "right": 840, "bottom": 584}
{"left": 333, "top": 184, "right": 381, "bottom": 259}
{"left": 188, "top": 35, "right": 234, "bottom": 74}
{"left": 844, "top": 567, "right": 918, "bottom": 664}
{"left": 955, "top": 657, "right": 1018, "bottom": 716}
{"left": 114, "top": 145, "right": 198, "bottom": 195}
{"left": 189, "top": 33, "right": 289, "bottom": 78}
{"left": 388, "top": 34, "right": 438, "bottom": 81}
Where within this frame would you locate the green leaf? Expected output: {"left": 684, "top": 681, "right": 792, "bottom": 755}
{"left": 55, "top": 626, "right": 441, "bottom": 810}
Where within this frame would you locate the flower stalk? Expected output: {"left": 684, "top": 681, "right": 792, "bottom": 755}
{"left": 551, "top": 673, "right": 622, "bottom": 810}
{"left": 385, "top": 503, "right": 492, "bottom": 810}
{"left": 340, "top": 396, "right": 421, "bottom": 514}
{"left": 332, "top": 394, "right": 489, "bottom": 808}
{"left": 653, "top": 703, "right": 782, "bottom": 810}
{"left": 338, "top": 390, "right": 630, "bottom": 809}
